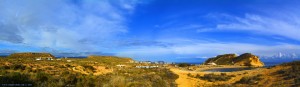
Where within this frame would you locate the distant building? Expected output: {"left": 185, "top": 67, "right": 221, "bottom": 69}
{"left": 35, "top": 57, "right": 54, "bottom": 60}
{"left": 135, "top": 61, "right": 152, "bottom": 64}
{"left": 136, "top": 66, "right": 159, "bottom": 68}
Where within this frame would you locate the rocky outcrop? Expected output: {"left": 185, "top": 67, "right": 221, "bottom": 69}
{"left": 233, "top": 53, "right": 264, "bottom": 66}
{"left": 204, "top": 53, "right": 264, "bottom": 67}
{"left": 205, "top": 54, "right": 237, "bottom": 65}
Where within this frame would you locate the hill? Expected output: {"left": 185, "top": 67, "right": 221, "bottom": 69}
{"left": 7, "top": 52, "right": 55, "bottom": 59}
{"left": 0, "top": 54, "right": 178, "bottom": 87}
{"left": 204, "top": 53, "right": 264, "bottom": 67}
{"left": 86, "top": 55, "right": 134, "bottom": 64}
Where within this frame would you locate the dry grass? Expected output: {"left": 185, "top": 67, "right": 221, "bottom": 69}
{"left": 170, "top": 64, "right": 296, "bottom": 87}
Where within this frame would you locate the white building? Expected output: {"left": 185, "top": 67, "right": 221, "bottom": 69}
{"left": 207, "top": 62, "right": 217, "bottom": 65}
{"left": 35, "top": 57, "right": 54, "bottom": 61}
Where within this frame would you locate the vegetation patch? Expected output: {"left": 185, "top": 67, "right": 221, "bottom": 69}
{"left": 276, "top": 61, "right": 300, "bottom": 86}
{"left": 235, "top": 74, "right": 263, "bottom": 84}
{"left": 177, "top": 63, "right": 192, "bottom": 67}
{"left": 191, "top": 73, "right": 235, "bottom": 82}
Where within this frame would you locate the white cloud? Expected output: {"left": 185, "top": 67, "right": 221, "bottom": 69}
{"left": 216, "top": 13, "right": 300, "bottom": 41}
{"left": 0, "top": 0, "right": 140, "bottom": 52}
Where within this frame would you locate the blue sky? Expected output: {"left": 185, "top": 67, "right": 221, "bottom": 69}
{"left": 1, "top": 0, "right": 300, "bottom": 61}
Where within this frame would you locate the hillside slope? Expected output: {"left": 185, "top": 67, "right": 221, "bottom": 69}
{"left": 7, "top": 52, "right": 55, "bottom": 59}
{"left": 86, "top": 55, "right": 134, "bottom": 65}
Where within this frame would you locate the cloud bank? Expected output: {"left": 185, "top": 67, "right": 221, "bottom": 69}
{"left": 0, "top": 0, "right": 140, "bottom": 52}
{"left": 116, "top": 38, "right": 300, "bottom": 60}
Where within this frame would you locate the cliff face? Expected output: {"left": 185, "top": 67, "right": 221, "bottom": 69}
{"left": 205, "top": 54, "right": 237, "bottom": 65}
{"left": 233, "top": 53, "right": 264, "bottom": 66}
{"left": 205, "top": 53, "right": 264, "bottom": 67}
{"left": 7, "top": 52, "right": 55, "bottom": 59}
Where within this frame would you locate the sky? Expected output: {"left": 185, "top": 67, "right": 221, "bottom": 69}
{"left": 1, "top": 0, "right": 300, "bottom": 61}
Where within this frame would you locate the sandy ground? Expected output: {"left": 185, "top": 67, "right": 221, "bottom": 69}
{"left": 169, "top": 65, "right": 282, "bottom": 87}
{"left": 71, "top": 65, "right": 113, "bottom": 75}
{"left": 170, "top": 68, "right": 201, "bottom": 87}
{"left": 93, "top": 66, "right": 113, "bottom": 75}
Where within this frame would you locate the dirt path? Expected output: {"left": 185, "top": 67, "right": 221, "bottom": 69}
{"left": 170, "top": 68, "right": 201, "bottom": 87}
{"left": 169, "top": 66, "right": 271, "bottom": 87}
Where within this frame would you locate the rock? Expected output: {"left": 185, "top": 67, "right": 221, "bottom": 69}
{"left": 233, "top": 53, "right": 264, "bottom": 67}
{"left": 205, "top": 54, "right": 237, "bottom": 65}
{"left": 204, "top": 53, "right": 264, "bottom": 67}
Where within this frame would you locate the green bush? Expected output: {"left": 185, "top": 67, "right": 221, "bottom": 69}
{"left": 82, "top": 65, "right": 95, "bottom": 72}
{"left": 0, "top": 72, "right": 34, "bottom": 84}
{"left": 11, "top": 64, "right": 26, "bottom": 70}
{"left": 35, "top": 72, "right": 50, "bottom": 82}
{"left": 64, "top": 73, "right": 78, "bottom": 85}
{"left": 187, "top": 73, "right": 192, "bottom": 77}
{"left": 295, "top": 78, "right": 300, "bottom": 85}
{"left": 177, "top": 63, "right": 191, "bottom": 67}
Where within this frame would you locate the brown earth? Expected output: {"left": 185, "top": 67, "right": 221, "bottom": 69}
{"left": 169, "top": 65, "right": 287, "bottom": 87}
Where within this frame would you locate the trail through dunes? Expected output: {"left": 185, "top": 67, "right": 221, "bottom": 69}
{"left": 170, "top": 66, "right": 280, "bottom": 87}
{"left": 170, "top": 68, "right": 201, "bottom": 87}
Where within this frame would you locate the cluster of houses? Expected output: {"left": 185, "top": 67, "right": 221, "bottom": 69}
{"left": 35, "top": 57, "right": 55, "bottom": 61}
{"left": 115, "top": 61, "right": 171, "bottom": 69}
{"left": 35, "top": 56, "right": 74, "bottom": 62}
{"left": 134, "top": 61, "right": 169, "bottom": 64}
{"left": 136, "top": 65, "right": 159, "bottom": 68}
{"left": 116, "top": 64, "right": 160, "bottom": 69}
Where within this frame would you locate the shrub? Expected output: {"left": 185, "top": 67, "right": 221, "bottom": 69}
{"left": 11, "top": 64, "right": 26, "bottom": 70}
{"left": 187, "top": 73, "right": 192, "bottom": 77}
{"left": 105, "top": 76, "right": 127, "bottom": 87}
{"left": 0, "top": 66, "right": 5, "bottom": 70}
{"left": 177, "top": 63, "right": 191, "bottom": 67}
{"left": 276, "top": 61, "right": 300, "bottom": 85}
{"left": 64, "top": 73, "right": 78, "bottom": 85}
{"left": 35, "top": 72, "right": 50, "bottom": 82}
{"left": 198, "top": 73, "right": 234, "bottom": 82}
{"left": 59, "top": 65, "right": 66, "bottom": 68}
{"left": 295, "top": 78, "right": 300, "bottom": 85}
{"left": 25, "top": 66, "right": 32, "bottom": 72}
{"left": 195, "top": 74, "right": 201, "bottom": 78}
{"left": 76, "top": 76, "right": 95, "bottom": 87}
{"left": 221, "top": 73, "right": 227, "bottom": 76}
{"left": 82, "top": 65, "right": 95, "bottom": 72}
{"left": 0, "top": 72, "right": 34, "bottom": 84}
{"left": 65, "top": 64, "right": 71, "bottom": 67}
{"left": 235, "top": 74, "right": 263, "bottom": 84}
